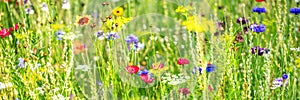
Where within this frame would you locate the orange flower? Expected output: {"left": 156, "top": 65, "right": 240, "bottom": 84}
{"left": 73, "top": 41, "right": 86, "bottom": 54}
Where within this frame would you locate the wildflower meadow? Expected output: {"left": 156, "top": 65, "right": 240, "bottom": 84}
{"left": 0, "top": 0, "right": 300, "bottom": 99}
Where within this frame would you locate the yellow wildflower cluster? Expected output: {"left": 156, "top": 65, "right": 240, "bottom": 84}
{"left": 175, "top": 6, "right": 193, "bottom": 14}
{"left": 101, "top": 16, "right": 132, "bottom": 32}
{"left": 181, "top": 16, "right": 216, "bottom": 33}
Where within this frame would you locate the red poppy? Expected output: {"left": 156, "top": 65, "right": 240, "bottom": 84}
{"left": 140, "top": 74, "right": 155, "bottom": 83}
{"left": 255, "top": 0, "right": 265, "bottom": 2}
{"left": 177, "top": 58, "right": 189, "bottom": 65}
{"left": 125, "top": 65, "right": 139, "bottom": 74}
{"left": 0, "top": 28, "right": 10, "bottom": 38}
{"left": 8, "top": 24, "right": 19, "bottom": 32}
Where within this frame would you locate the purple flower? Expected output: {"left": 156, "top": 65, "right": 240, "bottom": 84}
{"left": 236, "top": 17, "right": 248, "bottom": 25}
{"left": 282, "top": 74, "right": 288, "bottom": 80}
{"left": 290, "top": 8, "right": 300, "bottom": 15}
{"left": 206, "top": 64, "right": 216, "bottom": 73}
{"left": 178, "top": 88, "right": 190, "bottom": 95}
{"left": 126, "top": 34, "right": 139, "bottom": 44}
{"left": 18, "top": 58, "right": 25, "bottom": 68}
{"left": 251, "top": 46, "right": 270, "bottom": 56}
{"left": 106, "top": 32, "right": 119, "bottom": 40}
{"left": 55, "top": 31, "right": 65, "bottom": 40}
{"left": 250, "top": 24, "right": 266, "bottom": 33}
{"left": 252, "top": 7, "right": 266, "bottom": 13}
{"left": 138, "top": 69, "right": 149, "bottom": 76}
{"left": 192, "top": 67, "right": 202, "bottom": 74}
{"left": 96, "top": 31, "right": 105, "bottom": 40}
{"left": 271, "top": 77, "right": 288, "bottom": 89}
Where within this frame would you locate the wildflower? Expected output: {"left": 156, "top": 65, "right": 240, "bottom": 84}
{"left": 51, "top": 24, "right": 65, "bottom": 31}
{"left": 192, "top": 67, "right": 202, "bottom": 74}
{"left": 177, "top": 58, "right": 189, "bottom": 65}
{"left": 25, "top": 6, "right": 34, "bottom": 14}
{"left": 75, "top": 15, "right": 91, "bottom": 26}
{"left": 0, "top": 28, "right": 10, "bottom": 38}
{"left": 36, "top": 87, "right": 45, "bottom": 94}
{"left": 52, "top": 94, "right": 67, "bottom": 100}
{"left": 206, "top": 63, "right": 216, "bottom": 73}
{"left": 125, "top": 65, "right": 139, "bottom": 74}
{"left": 125, "top": 34, "right": 144, "bottom": 51}
{"left": 55, "top": 31, "right": 65, "bottom": 40}
{"left": 235, "top": 33, "right": 244, "bottom": 42}
{"left": 8, "top": 24, "right": 19, "bottom": 32}
{"left": 250, "top": 24, "right": 266, "bottom": 33}
{"left": 73, "top": 41, "right": 86, "bottom": 54}
{"left": 41, "top": 3, "right": 48, "bottom": 12}
{"left": 290, "top": 8, "right": 300, "bottom": 15}
{"left": 62, "top": 0, "right": 70, "bottom": 10}
{"left": 208, "top": 85, "right": 213, "bottom": 92}
{"left": 175, "top": 6, "right": 193, "bottom": 13}
{"left": 16, "top": 0, "right": 30, "bottom": 6}
{"left": 96, "top": 80, "right": 102, "bottom": 86}
{"left": 255, "top": 0, "right": 265, "bottom": 2}
{"left": 138, "top": 69, "right": 149, "bottom": 76}
{"left": 75, "top": 65, "right": 90, "bottom": 71}
{"left": 106, "top": 32, "right": 119, "bottom": 40}
{"left": 112, "top": 7, "right": 124, "bottom": 16}
{"left": 140, "top": 73, "right": 155, "bottom": 83}
{"left": 0, "top": 82, "right": 13, "bottom": 90}
{"left": 18, "top": 58, "right": 25, "bottom": 68}
{"left": 126, "top": 34, "right": 139, "bottom": 44}
{"left": 270, "top": 74, "right": 288, "bottom": 89}
{"left": 252, "top": 7, "right": 266, "bottom": 13}
{"left": 236, "top": 17, "right": 248, "bottom": 25}
{"left": 178, "top": 88, "right": 190, "bottom": 95}
{"left": 96, "top": 31, "right": 105, "bottom": 40}
{"left": 251, "top": 46, "right": 270, "bottom": 56}
{"left": 151, "top": 63, "right": 164, "bottom": 70}
{"left": 161, "top": 73, "right": 190, "bottom": 85}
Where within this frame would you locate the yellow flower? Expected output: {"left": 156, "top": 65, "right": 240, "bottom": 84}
{"left": 51, "top": 24, "right": 65, "bottom": 31}
{"left": 181, "top": 16, "right": 215, "bottom": 33}
{"left": 15, "top": 34, "right": 26, "bottom": 39}
{"left": 175, "top": 6, "right": 193, "bottom": 13}
{"left": 75, "top": 15, "right": 91, "bottom": 26}
{"left": 112, "top": 7, "right": 124, "bottom": 16}
{"left": 295, "top": 57, "right": 300, "bottom": 68}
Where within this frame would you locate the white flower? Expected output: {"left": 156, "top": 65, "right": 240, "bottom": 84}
{"left": 41, "top": 3, "right": 48, "bottom": 12}
{"left": 75, "top": 65, "right": 90, "bottom": 71}
{"left": 63, "top": 33, "right": 82, "bottom": 40}
{"left": 36, "top": 87, "right": 44, "bottom": 94}
{"left": 52, "top": 94, "right": 67, "bottom": 100}
{"left": 53, "top": 88, "right": 60, "bottom": 93}
{"left": 62, "top": 1, "right": 70, "bottom": 10}
{"left": 93, "top": 56, "right": 100, "bottom": 61}
{"left": 0, "top": 82, "right": 13, "bottom": 90}
{"left": 25, "top": 7, "right": 34, "bottom": 14}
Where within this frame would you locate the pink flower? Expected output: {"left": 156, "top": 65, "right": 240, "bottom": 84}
{"left": 9, "top": 24, "right": 19, "bottom": 32}
{"left": 0, "top": 28, "right": 10, "bottom": 38}
{"left": 178, "top": 88, "right": 190, "bottom": 95}
{"left": 140, "top": 74, "right": 155, "bottom": 83}
{"left": 177, "top": 58, "right": 189, "bottom": 65}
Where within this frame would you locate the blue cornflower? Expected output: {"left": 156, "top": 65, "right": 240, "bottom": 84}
{"left": 18, "top": 58, "right": 25, "bottom": 68}
{"left": 126, "top": 34, "right": 139, "bottom": 44}
{"left": 282, "top": 74, "right": 288, "bottom": 80}
{"left": 125, "top": 34, "right": 144, "bottom": 51}
{"left": 192, "top": 67, "right": 202, "bottom": 74}
{"left": 206, "top": 64, "right": 216, "bottom": 73}
{"left": 138, "top": 69, "right": 149, "bottom": 76}
{"left": 252, "top": 7, "right": 266, "bottom": 13}
{"left": 96, "top": 31, "right": 105, "bottom": 40}
{"left": 290, "top": 8, "right": 300, "bottom": 15}
{"left": 55, "top": 31, "right": 65, "bottom": 40}
{"left": 250, "top": 24, "right": 266, "bottom": 33}
{"left": 106, "top": 32, "right": 119, "bottom": 40}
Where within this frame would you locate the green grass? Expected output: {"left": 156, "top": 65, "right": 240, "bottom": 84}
{"left": 0, "top": 0, "right": 299, "bottom": 99}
